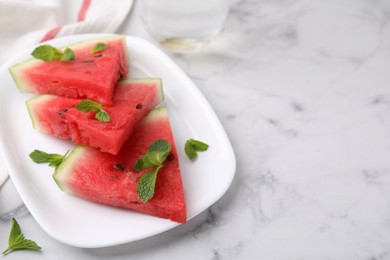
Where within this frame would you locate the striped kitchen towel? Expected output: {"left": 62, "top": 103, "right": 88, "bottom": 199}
{"left": 0, "top": 0, "right": 133, "bottom": 64}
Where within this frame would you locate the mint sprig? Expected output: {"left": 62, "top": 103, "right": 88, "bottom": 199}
{"left": 91, "top": 42, "right": 108, "bottom": 53}
{"left": 29, "top": 149, "right": 69, "bottom": 169}
{"left": 134, "top": 139, "right": 171, "bottom": 170}
{"left": 185, "top": 139, "right": 209, "bottom": 160}
{"left": 134, "top": 139, "right": 171, "bottom": 202}
{"left": 60, "top": 47, "right": 75, "bottom": 61}
{"left": 2, "top": 218, "right": 41, "bottom": 255}
{"left": 75, "top": 99, "right": 110, "bottom": 122}
{"left": 137, "top": 167, "right": 162, "bottom": 203}
{"left": 31, "top": 45, "right": 75, "bottom": 62}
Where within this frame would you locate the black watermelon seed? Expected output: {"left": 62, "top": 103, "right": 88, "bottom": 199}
{"left": 136, "top": 104, "right": 142, "bottom": 109}
{"left": 114, "top": 163, "right": 126, "bottom": 171}
{"left": 167, "top": 154, "right": 175, "bottom": 161}
{"left": 81, "top": 60, "right": 94, "bottom": 63}
{"left": 94, "top": 54, "right": 103, "bottom": 58}
{"left": 57, "top": 108, "right": 68, "bottom": 115}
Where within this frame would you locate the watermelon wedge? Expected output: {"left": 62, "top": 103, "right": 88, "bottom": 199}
{"left": 26, "top": 78, "right": 163, "bottom": 155}
{"left": 53, "top": 107, "right": 187, "bottom": 223}
{"left": 9, "top": 35, "right": 129, "bottom": 105}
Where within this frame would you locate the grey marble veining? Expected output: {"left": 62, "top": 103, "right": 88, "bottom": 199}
{"left": 1, "top": 0, "right": 390, "bottom": 259}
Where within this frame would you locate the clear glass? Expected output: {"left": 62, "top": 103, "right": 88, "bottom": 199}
{"left": 140, "top": 0, "right": 229, "bottom": 53}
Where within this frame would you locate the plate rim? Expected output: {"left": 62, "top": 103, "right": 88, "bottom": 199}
{"left": 0, "top": 33, "right": 236, "bottom": 248}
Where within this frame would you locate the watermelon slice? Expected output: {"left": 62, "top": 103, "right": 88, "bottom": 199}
{"left": 53, "top": 107, "right": 187, "bottom": 223}
{"left": 9, "top": 35, "right": 129, "bottom": 105}
{"left": 26, "top": 78, "right": 163, "bottom": 155}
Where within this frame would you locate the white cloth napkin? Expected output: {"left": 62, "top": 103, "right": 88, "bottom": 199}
{"left": 0, "top": 156, "right": 8, "bottom": 187}
{"left": 0, "top": 0, "right": 134, "bottom": 186}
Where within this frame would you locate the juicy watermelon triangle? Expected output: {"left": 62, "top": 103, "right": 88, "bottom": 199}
{"left": 9, "top": 35, "right": 129, "bottom": 105}
{"left": 53, "top": 107, "right": 187, "bottom": 223}
{"left": 26, "top": 78, "right": 164, "bottom": 155}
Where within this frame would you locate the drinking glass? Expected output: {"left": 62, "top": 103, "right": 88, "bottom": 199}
{"left": 139, "top": 0, "right": 229, "bottom": 53}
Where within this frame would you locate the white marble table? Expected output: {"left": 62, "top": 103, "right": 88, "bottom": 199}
{"left": 1, "top": 0, "right": 390, "bottom": 259}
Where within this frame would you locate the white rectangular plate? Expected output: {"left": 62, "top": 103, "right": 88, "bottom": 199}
{"left": 0, "top": 34, "right": 236, "bottom": 248}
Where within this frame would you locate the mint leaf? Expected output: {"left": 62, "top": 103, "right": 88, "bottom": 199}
{"left": 91, "top": 42, "right": 108, "bottom": 53}
{"left": 75, "top": 99, "right": 110, "bottom": 122}
{"left": 2, "top": 218, "right": 41, "bottom": 255}
{"left": 31, "top": 45, "right": 75, "bottom": 62}
{"left": 75, "top": 99, "right": 101, "bottom": 112}
{"left": 137, "top": 167, "right": 160, "bottom": 203}
{"left": 8, "top": 218, "right": 21, "bottom": 246}
{"left": 31, "top": 45, "right": 62, "bottom": 61}
{"left": 134, "top": 140, "right": 172, "bottom": 202}
{"left": 134, "top": 157, "right": 156, "bottom": 171}
{"left": 134, "top": 140, "right": 171, "bottom": 171}
{"left": 184, "top": 143, "right": 197, "bottom": 160}
{"left": 60, "top": 47, "right": 75, "bottom": 61}
{"left": 29, "top": 149, "right": 68, "bottom": 168}
{"left": 185, "top": 139, "right": 209, "bottom": 160}
{"left": 96, "top": 109, "right": 110, "bottom": 122}
{"left": 146, "top": 139, "right": 171, "bottom": 165}
{"left": 189, "top": 139, "right": 209, "bottom": 151}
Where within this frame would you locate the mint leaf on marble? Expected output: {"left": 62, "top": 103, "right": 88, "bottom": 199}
{"left": 2, "top": 218, "right": 41, "bottom": 255}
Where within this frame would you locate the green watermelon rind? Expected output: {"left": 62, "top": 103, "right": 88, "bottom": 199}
{"left": 140, "top": 106, "right": 167, "bottom": 124}
{"left": 52, "top": 107, "right": 168, "bottom": 192}
{"left": 9, "top": 35, "right": 129, "bottom": 93}
{"left": 26, "top": 95, "right": 57, "bottom": 131}
{"left": 53, "top": 146, "right": 89, "bottom": 194}
{"left": 117, "top": 78, "right": 164, "bottom": 103}
{"left": 10, "top": 59, "right": 41, "bottom": 93}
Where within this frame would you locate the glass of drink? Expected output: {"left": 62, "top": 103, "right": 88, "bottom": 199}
{"left": 139, "top": 0, "right": 229, "bottom": 53}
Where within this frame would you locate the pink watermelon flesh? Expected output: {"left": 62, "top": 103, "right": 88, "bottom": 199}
{"left": 53, "top": 107, "right": 187, "bottom": 223}
{"left": 10, "top": 35, "right": 129, "bottom": 105}
{"left": 27, "top": 78, "right": 163, "bottom": 155}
